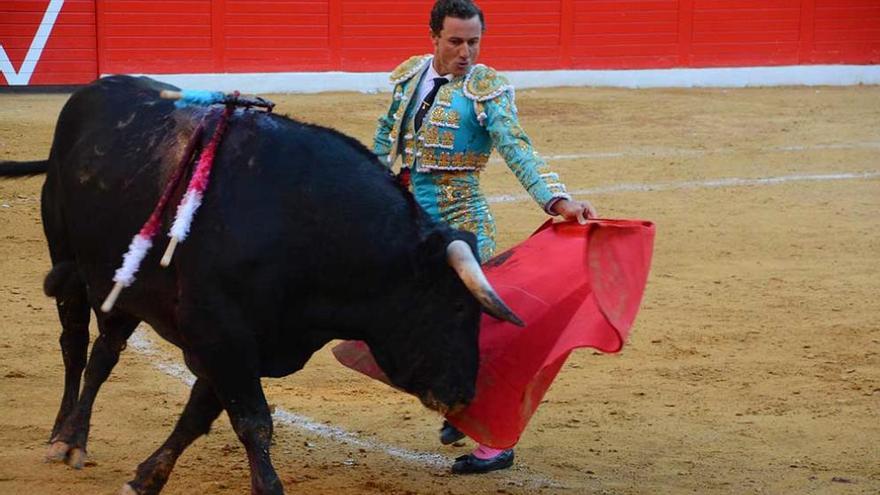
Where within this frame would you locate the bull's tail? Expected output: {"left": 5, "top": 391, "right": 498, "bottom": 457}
{"left": 0, "top": 160, "right": 48, "bottom": 177}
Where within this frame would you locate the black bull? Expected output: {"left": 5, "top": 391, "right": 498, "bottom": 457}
{"left": 0, "top": 76, "right": 522, "bottom": 494}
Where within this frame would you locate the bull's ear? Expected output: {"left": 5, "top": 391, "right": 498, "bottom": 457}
{"left": 417, "top": 228, "right": 478, "bottom": 266}
{"left": 416, "top": 229, "right": 451, "bottom": 266}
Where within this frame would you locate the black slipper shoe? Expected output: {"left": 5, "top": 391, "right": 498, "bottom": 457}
{"left": 439, "top": 420, "right": 465, "bottom": 445}
{"left": 451, "top": 449, "right": 515, "bottom": 474}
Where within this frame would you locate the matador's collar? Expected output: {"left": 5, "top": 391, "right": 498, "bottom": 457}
{"left": 389, "top": 56, "right": 513, "bottom": 103}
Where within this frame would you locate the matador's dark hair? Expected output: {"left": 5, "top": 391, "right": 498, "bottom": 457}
{"left": 430, "top": 0, "right": 485, "bottom": 34}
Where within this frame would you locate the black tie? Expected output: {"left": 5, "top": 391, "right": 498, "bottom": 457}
{"left": 414, "top": 77, "right": 449, "bottom": 133}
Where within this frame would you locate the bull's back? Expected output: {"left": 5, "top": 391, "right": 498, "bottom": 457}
{"left": 198, "top": 114, "right": 421, "bottom": 287}
{"left": 43, "top": 76, "right": 193, "bottom": 316}
{"left": 48, "top": 76, "right": 180, "bottom": 174}
{"left": 44, "top": 75, "right": 421, "bottom": 323}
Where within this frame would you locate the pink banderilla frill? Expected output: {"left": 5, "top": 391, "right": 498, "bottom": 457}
{"left": 161, "top": 103, "right": 235, "bottom": 266}
{"left": 100, "top": 105, "right": 232, "bottom": 312}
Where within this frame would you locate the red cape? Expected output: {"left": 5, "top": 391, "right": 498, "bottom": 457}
{"left": 333, "top": 218, "right": 655, "bottom": 448}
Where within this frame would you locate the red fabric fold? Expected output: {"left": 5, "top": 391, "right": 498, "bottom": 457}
{"left": 333, "top": 218, "right": 655, "bottom": 448}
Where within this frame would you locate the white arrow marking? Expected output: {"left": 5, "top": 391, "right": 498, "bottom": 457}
{"left": 0, "top": 0, "right": 65, "bottom": 86}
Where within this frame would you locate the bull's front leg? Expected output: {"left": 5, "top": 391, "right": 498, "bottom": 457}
{"left": 169, "top": 296, "right": 284, "bottom": 494}
{"left": 214, "top": 370, "right": 283, "bottom": 494}
{"left": 121, "top": 378, "right": 223, "bottom": 495}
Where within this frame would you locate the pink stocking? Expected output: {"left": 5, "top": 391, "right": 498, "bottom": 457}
{"left": 472, "top": 444, "right": 506, "bottom": 460}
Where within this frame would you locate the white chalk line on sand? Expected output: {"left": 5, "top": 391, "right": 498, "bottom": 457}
{"left": 488, "top": 171, "right": 880, "bottom": 204}
{"left": 128, "top": 329, "right": 564, "bottom": 489}
{"left": 488, "top": 140, "right": 880, "bottom": 164}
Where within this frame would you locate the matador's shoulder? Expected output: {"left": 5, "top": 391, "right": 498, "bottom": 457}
{"left": 463, "top": 65, "right": 513, "bottom": 102}
{"left": 390, "top": 55, "right": 432, "bottom": 85}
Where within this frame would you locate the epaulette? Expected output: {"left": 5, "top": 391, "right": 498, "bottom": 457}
{"left": 390, "top": 55, "right": 432, "bottom": 85}
{"left": 463, "top": 65, "right": 512, "bottom": 102}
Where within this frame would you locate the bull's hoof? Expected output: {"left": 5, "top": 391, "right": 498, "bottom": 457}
{"left": 119, "top": 483, "right": 139, "bottom": 495}
{"left": 45, "top": 441, "right": 71, "bottom": 463}
{"left": 67, "top": 447, "right": 87, "bottom": 469}
{"left": 44, "top": 441, "right": 87, "bottom": 469}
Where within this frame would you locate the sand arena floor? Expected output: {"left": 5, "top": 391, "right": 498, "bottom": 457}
{"left": 0, "top": 85, "right": 878, "bottom": 494}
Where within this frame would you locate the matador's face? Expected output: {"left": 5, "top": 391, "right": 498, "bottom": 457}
{"left": 431, "top": 15, "right": 482, "bottom": 77}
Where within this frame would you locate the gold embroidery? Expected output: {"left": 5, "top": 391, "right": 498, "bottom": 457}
{"left": 447, "top": 110, "right": 461, "bottom": 127}
{"left": 435, "top": 79, "right": 461, "bottom": 107}
{"left": 388, "top": 75, "right": 421, "bottom": 164}
{"left": 417, "top": 151, "right": 490, "bottom": 171}
{"left": 440, "top": 131, "right": 455, "bottom": 148}
{"left": 428, "top": 108, "right": 462, "bottom": 129}
{"left": 477, "top": 76, "right": 491, "bottom": 92}
{"left": 464, "top": 65, "right": 510, "bottom": 102}
{"left": 390, "top": 54, "right": 431, "bottom": 84}
{"left": 420, "top": 126, "right": 454, "bottom": 150}
{"left": 509, "top": 125, "right": 525, "bottom": 138}
{"left": 422, "top": 126, "right": 439, "bottom": 146}
{"left": 436, "top": 85, "right": 453, "bottom": 107}
{"left": 434, "top": 171, "right": 464, "bottom": 220}
{"left": 432, "top": 172, "right": 497, "bottom": 259}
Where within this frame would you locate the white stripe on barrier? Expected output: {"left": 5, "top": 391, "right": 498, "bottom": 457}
{"left": 130, "top": 65, "right": 880, "bottom": 93}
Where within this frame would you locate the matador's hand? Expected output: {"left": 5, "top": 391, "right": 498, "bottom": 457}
{"left": 551, "top": 198, "right": 598, "bottom": 224}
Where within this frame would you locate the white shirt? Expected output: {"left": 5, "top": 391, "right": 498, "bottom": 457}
{"left": 414, "top": 62, "right": 452, "bottom": 111}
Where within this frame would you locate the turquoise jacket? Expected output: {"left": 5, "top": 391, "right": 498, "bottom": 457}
{"left": 373, "top": 55, "right": 571, "bottom": 260}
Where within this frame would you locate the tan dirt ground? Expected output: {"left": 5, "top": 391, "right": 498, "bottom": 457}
{"left": 0, "top": 85, "right": 878, "bottom": 495}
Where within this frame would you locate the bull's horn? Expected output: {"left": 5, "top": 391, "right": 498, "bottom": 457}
{"left": 446, "top": 240, "right": 525, "bottom": 327}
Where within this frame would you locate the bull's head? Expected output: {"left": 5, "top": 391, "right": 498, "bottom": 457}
{"left": 365, "top": 229, "right": 522, "bottom": 415}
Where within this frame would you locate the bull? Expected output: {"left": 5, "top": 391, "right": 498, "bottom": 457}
{"left": 0, "top": 75, "right": 522, "bottom": 494}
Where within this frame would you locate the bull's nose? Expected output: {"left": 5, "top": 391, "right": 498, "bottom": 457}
{"left": 419, "top": 394, "right": 445, "bottom": 414}
{"left": 446, "top": 401, "right": 468, "bottom": 416}
{"left": 419, "top": 391, "right": 471, "bottom": 415}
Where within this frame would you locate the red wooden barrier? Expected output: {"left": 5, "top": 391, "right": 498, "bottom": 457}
{"left": 1, "top": 0, "right": 878, "bottom": 86}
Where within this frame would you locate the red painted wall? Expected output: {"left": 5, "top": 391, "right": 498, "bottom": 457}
{"left": 1, "top": 0, "right": 878, "bottom": 86}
